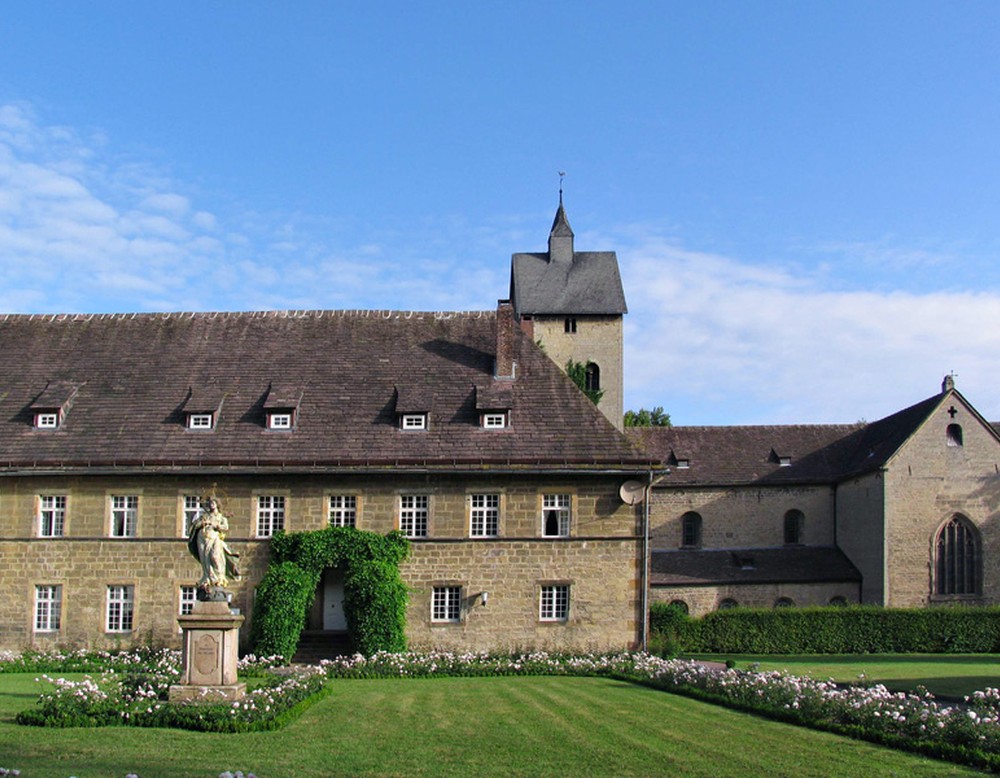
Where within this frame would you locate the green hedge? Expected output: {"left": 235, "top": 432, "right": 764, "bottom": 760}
{"left": 250, "top": 527, "right": 410, "bottom": 660}
{"left": 650, "top": 603, "right": 1000, "bottom": 653}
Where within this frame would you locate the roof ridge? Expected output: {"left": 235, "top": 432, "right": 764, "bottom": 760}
{"left": 0, "top": 309, "right": 496, "bottom": 322}
{"left": 646, "top": 423, "right": 863, "bottom": 431}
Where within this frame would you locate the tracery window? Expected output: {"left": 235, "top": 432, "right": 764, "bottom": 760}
{"left": 935, "top": 515, "right": 980, "bottom": 596}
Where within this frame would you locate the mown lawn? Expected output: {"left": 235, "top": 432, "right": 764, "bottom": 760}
{"left": 689, "top": 653, "right": 1000, "bottom": 697}
{"left": 0, "top": 673, "right": 987, "bottom": 777}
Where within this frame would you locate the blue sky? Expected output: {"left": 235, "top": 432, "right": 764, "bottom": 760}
{"left": 2, "top": 2, "right": 1000, "bottom": 424}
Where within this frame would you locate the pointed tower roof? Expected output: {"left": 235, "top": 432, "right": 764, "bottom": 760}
{"left": 550, "top": 201, "right": 574, "bottom": 238}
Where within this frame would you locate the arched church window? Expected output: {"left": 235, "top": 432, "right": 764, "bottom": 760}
{"left": 935, "top": 515, "right": 980, "bottom": 595}
{"left": 947, "top": 424, "right": 964, "bottom": 447}
{"left": 680, "top": 512, "right": 702, "bottom": 548}
{"left": 774, "top": 597, "right": 794, "bottom": 608}
{"left": 784, "top": 510, "right": 804, "bottom": 545}
{"left": 668, "top": 599, "right": 689, "bottom": 615}
{"left": 585, "top": 362, "right": 600, "bottom": 392}
{"left": 718, "top": 598, "right": 738, "bottom": 610}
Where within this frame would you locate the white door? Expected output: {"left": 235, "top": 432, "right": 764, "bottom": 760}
{"left": 322, "top": 569, "right": 348, "bottom": 631}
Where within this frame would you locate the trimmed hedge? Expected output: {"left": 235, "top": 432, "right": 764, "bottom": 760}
{"left": 250, "top": 527, "right": 410, "bottom": 660}
{"left": 650, "top": 602, "right": 1000, "bottom": 653}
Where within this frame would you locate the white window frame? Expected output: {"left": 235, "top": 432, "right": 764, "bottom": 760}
{"left": 268, "top": 412, "right": 293, "bottom": 430}
{"left": 35, "top": 412, "right": 59, "bottom": 429}
{"left": 401, "top": 413, "right": 427, "bottom": 430}
{"left": 182, "top": 495, "right": 202, "bottom": 537}
{"left": 399, "top": 494, "right": 429, "bottom": 538}
{"left": 328, "top": 495, "right": 357, "bottom": 528}
{"left": 542, "top": 494, "right": 571, "bottom": 537}
{"left": 34, "top": 584, "right": 62, "bottom": 632}
{"left": 483, "top": 413, "right": 507, "bottom": 429}
{"left": 540, "top": 584, "right": 570, "bottom": 622}
{"left": 106, "top": 584, "right": 134, "bottom": 632}
{"left": 431, "top": 586, "right": 462, "bottom": 623}
{"left": 179, "top": 585, "right": 197, "bottom": 616}
{"left": 110, "top": 495, "right": 138, "bottom": 538}
{"left": 38, "top": 495, "right": 67, "bottom": 537}
{"left": 470, "top": 493, "right": 499, "bottom": 537}
{"left": 188, "top": 413, "right": 213, "bottom": 430}
{"left": 256, "top": 495, "right": 286, "bottom": 537}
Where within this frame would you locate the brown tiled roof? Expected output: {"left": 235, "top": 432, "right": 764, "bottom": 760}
{"left": 651, "top": 547, "right": 862, "bottom": 586}
{"left": 0, "top": 310, "right": 653, "bottom": 472}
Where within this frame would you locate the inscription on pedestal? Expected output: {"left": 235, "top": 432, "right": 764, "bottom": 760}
{"left": 194, "top": 633, "right": 220, "bottom": 678}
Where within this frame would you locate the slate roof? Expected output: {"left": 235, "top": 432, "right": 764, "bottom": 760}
{"left": 0, "top": 310, "right": 654, "bottom": 472}
{"left": 651, "top": 547, "right": 862, "bottom": 586}
{"left": 628, "top": 390, "right": 963, "bottom": 487}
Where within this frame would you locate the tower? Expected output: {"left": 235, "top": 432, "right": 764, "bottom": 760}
{"left": 509, "top": 200, "right": 627, "bottom": 429}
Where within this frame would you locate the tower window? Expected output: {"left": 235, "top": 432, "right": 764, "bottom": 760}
{"left": 563, "top": 317, "right": 577, "bottom": 333}
{"left": 947, "top": 424, "right": 963, "bottom": 447}
{"left": 584, "top": 362, "right": 600, "bottom": 392}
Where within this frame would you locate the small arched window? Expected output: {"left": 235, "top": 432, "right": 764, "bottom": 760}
{"left": 947, "top": 424, "right": 964, "bottom": 447}
{"left": 668, "top": 599, "right": 689, "bottom": 615}
{"left": 584, "top": 362, "right": 601, "bottom": 392}
{"left": 774, "top": 597, "right": 794, "bottom": 608}
{"left": 935, "top": 514, "right": 980, "bottom": 595}
{"left": 784, "top": 510, "right": 804, "bottom": 545}
{"left": 718, "top": 598, "right": 738, "bottom": 610}
{"left": 828, "top": 596, "right": 848, "bottom": 607}
{"left": 680, "top": 512, "right": 702, "bottom": 548}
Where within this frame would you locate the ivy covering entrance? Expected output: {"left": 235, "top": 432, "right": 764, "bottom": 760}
{"left": 250, "top": 526, "right": 410, "bottom": 660}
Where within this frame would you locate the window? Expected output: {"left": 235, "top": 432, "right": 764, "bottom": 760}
{"left": 400, "top": 495, "right": 428, "bottom": 538}
{"left": 34, "top": 585, "right": 62, "bottom": 632}
{"left": 563, "top": 317, "right": 577, "bottom": 333}
{"left": 401, "top": 413, "right": 427, "bottom": 430}
{"left": 540, "top": 584, "right": 570, "bottom": 621}
{"left": 718, "top": 598, "right": 739, "bottom": 610}
{"left": 584, "top": 362, "right": 600, "bottom": 392}
{"left": 182, "top": 495, "right": 202, "bottom": 537}
{"left": 483, "top": 413, "right": 507, "bottom": 429}
{"left": 328, "top": 495, "right": 357, "bottom": 528}
{"left": 188, "top": 413, "right": 213, "bottom": 430}
{"left": 774, "top": 597, "right": 795, "bottom": 608}
{"left": 256, "top": 495, "right": 286, "bottom": 537}
{"left": 35, "top": 412, "right": 59, "bottom": 429}
{"left": 106, "top": 585, "right": 134, "bottom": 632}
{"left": 542, "top": 494, "right": 571, "bottom": 537}
{"left": 778, "top": 456, "right": 792, "bottom": 467}
{"left": 470, "top": 494, "right": 500, "bottom": 537}
{"left": 935, "top": 515, "right": 980, "bottom": 595}
{"left": 668, "top": 599, "right": 689, "bottom": 615}
{"left": 947, "top": 423, "right": 964, "bottom": 447}
{"left": 828, "top": 596, "right": 848, "bottom": 607}
{"left": 431, "top": 586, "right": 462, "bottom": 622}
{"left": 268, "top": 412, "right": 293, "bottom": 430}
{"left": 676, "top": 459, "right": 690, "bottom": 469}
{"left": 110, "top": 495, "right": 138, "bottom": 537}
{"left": 784, "top": 510, "right": 804, "bottom": 545}
{"left": 681, "top": 512, "right": 702, "bottom": 548}
{"left": 38, "top": 495, "right": 66, "bottom": 537}
{"left": 179, "top": 585, "right": 197, "bottom": 616}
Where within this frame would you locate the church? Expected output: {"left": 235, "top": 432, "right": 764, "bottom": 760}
{"left": 2, "top": 200, "right": 998, "bottom": 656}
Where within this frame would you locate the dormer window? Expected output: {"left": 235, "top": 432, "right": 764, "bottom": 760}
{"left": 35, "top": 412, "right": 59, "bottom": 429}
{"left": 401, "top": 413, "right": 427, "bottom": 431}
{"left": 676, "top": 459, "right": 690, "bottom": 469}
{"left": 268, "top": 412, "right": 293, "bottom": 430}
{"left": 187, "top": 413, "right": 214, "bottom": 430}
{"left": 779, "top": 456, "right": 792, "bottom": 467}
{"left": 483, "top": 413, "right": 507, "bottom": 429}
{"left": 769, "top": 449, "right": 792, "bottom": 467}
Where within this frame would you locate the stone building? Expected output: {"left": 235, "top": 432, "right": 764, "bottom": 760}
{"left": 629, "top": 376, "right": 1000, "bottom": 616}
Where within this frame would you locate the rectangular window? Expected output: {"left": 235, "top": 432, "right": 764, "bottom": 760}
{"left": 483, "top": 413, "right": 507, "bottom": 429}
{"left": 38, "top": 495, "right": 66, "bottom": 537}
{"left": 34, "top": 585, "right": 62, "bottom": 632}
{"left": 432, "top": 586, "right": 462, "bottom": 623}
{"left": 110, "top": 495, "right": 138, "bottom": 537}
{"left": 540, "top": 584, "right": 570, "bottom": 621}
{"left": 106, "top": 585, "right": 134, "bottom": 632}
{"left": 188, "top": 413, "right": 213, "bottom": 429}
{"left": 268, "top": 412, "right": 293, "bottom": 429}
{"left": 328, "top": 495, "right": 357, "bottom": 528}
{"left": 470, "top": 494, "right": 500, "bottom": 537}
{"left": 542, "top": 494, "right": 571, "bottom": 537}
{"left": 179, "top": 585, "right": 197, "bottom": 616}
{"left": 35, "top": 412, "right": 59, "bottom": 429}
{"left": 401, "top": 413, "right": 427, "bottom": 430}
{"left": 256, "top": 495, "right": 286, "bottom": 537}
{"left": 182, "top": 495, "right": 202, "bottom": 537}
{"left": 400, "top": 495, "right": 429, "bottom": 538}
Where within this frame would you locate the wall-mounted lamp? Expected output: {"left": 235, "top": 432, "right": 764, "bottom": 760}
{"left": 480, "top": 591, "right": 489, "bottom": 607}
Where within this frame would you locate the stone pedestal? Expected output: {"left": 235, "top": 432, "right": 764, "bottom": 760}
{"left": 169, "top": 599, "right": 246, "bottom": 702}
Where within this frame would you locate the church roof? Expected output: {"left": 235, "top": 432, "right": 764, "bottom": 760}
{"left": 651, "top": 546, "right": 862, "bottom": 586}
{"left": 0, "top": 310, "right": 652, "bottom": 473}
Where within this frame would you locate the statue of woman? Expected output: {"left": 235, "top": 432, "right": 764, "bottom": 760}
{"left": 187, "top": 496, "right": 241, "bottom": 590}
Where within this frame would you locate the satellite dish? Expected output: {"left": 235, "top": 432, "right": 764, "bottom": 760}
{"left": 619, "top": 480, "right": 646, "bottom": 505}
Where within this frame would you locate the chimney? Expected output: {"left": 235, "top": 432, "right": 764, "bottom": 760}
{"left": 495, "top": 299, "right": 516, "bottom": 379}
